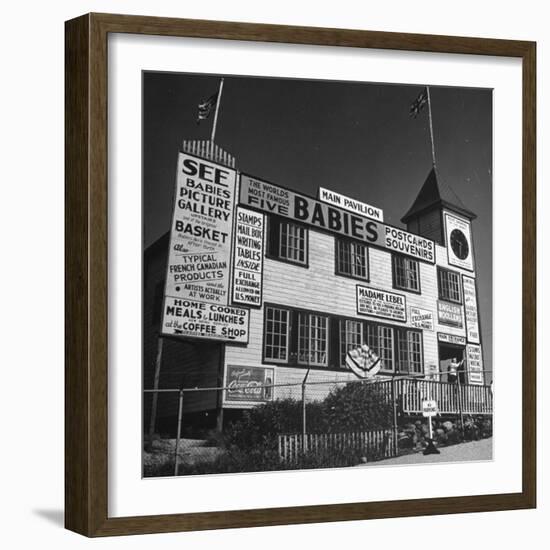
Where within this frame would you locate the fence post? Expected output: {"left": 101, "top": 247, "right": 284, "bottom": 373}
{"left": 147, "top": 336, "right": 164, "bottom": 448}
{"left": 391, "top": 378, "right": 398, "bottom": 454}
{"left": 456, "top": 378, "right": 464, "bottom": 432}
{"left": 174, "top": 389, "right": 184, "bottom": 477}
{"left": 302, "top": 368, "right": 311, "bottom": 453}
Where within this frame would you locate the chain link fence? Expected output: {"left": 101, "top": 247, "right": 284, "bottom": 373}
{"left": 143, "top": 375, "right": 493, "bottom": 477}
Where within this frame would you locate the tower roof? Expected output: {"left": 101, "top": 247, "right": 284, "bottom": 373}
{"left": 401, "top": 166, "right": 476, "bottom": 224}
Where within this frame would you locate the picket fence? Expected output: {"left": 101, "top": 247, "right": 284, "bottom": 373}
{"left": 278, "top": 429, "right": 397, "bottom": 463}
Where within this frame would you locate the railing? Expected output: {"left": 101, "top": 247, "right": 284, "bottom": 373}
{"left": 278, "top": 429, "right": 397, "bottom": 463}
{"left": 397, "top": 378, "right": 493, "bottom": 415}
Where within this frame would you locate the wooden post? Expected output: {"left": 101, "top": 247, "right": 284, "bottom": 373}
{"left": 148, "top": 336, "right": 164, "bottom": 446}
{"left": 391, "top": 378, "right": 398, "bottom": 452}
{"left": 456, "top": 377, "right": 464, "bottom": 432}
{"left": 174, "top": 389, "right": 184, "bottom": 476}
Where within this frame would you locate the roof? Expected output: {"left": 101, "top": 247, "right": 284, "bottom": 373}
{"left": 401, "top": 166, "right": 476, "bottom": 223}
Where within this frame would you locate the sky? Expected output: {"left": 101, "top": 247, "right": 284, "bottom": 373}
{"left": 143, "top": 72, "right": 492, "bottom": 375}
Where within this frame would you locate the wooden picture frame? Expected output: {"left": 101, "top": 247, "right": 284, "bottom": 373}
{"left": 65, "top": 12, "right": 536, "bottom": 537}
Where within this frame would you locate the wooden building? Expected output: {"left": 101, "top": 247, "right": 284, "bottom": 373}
{"left": 144, "top": 141, "right": 487, "bottom": 434}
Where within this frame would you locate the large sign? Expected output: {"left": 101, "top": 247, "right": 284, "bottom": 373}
{"left": 437, "top": 300, "right": 464, "bottom": 328}
{"left": 409, "top": 306, "right": 434, "bottom": 331}
{"left": 161, "top": 298, "right": 249, "bottom": 343}
{"left": 466, "top": 344, "right": 484, "bottom": 385}
{"left": 239, "top": 174, "right": 435, "bottom": 263}
{"left": 462, "top": 275, "right": 480, "bottom": 343}
{"left": 356, "top": 285, "right": 407, "bottom": 322}
{"left": 437, "top": 332, "right": 466, "bottom": 346}
{"left": 232, "top": 207, "right": 264, "bottom": 307}
{"left": 225, "top": 365, "right": 274, "bottom": 402}
{"left": 445, "top": 212, "right": 474, "bottom": 271}
{"left": 164, "top": 152, "right": 237, "bottom": 305}
{"left": 318, "top": 187, "right": 383, "bottom": 222}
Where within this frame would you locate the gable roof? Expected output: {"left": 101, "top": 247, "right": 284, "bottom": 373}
{"left": 401, "top": 166, "right": 476, "bottom": 223}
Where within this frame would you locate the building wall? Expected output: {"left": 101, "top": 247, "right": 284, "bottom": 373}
{"left": 223, "top": 221, "right": 479, "bottom": 408}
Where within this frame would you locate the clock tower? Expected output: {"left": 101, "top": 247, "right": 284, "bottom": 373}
{"left": 401, "top": 166, "right": 476, "bottom": 270}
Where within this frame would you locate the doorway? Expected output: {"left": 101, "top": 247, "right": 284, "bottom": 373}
{"left": 438, "top": 343, "right": 466, "bottom": 383}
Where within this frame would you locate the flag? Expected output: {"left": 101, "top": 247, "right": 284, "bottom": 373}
{"left": 196, "top": 91, "right": 219, "bottom": 124}
{"left": 409, "top": 87, "right": 428, "bottom": 118}
{"left": 345, "top": 344, "right": 381, "bottom": 379}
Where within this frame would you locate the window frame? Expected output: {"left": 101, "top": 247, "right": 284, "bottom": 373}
{"left": 396, "top": 328, "right": 424, "bottom": 374}
{"left": 392, "top": 253, "right": 421, "bottom": 294}
{"left": 297, "top": 312, "right": 329, "bottom": 368}
{"left": 266, "top": 216, "right": 309, "bottom": 268}
{"left": 437, "top": 266, "right": 463, "bottom": 304}
{"left": 339, "top": 318, "right": 365, "bottom": 367}
{"left": 334, "top": 237, "right": 370, "bottom": 281}
{"left": 263, "top": 305, "right": 291, "bottom": 364}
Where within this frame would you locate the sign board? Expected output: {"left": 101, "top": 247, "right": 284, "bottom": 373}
{"left": 356, "top": 285, "right": 407, "bottom": 322}
{"left": 466, "top": 343, "right": 484, "bottom": 385}
{"left": 425, "top": 364, "right": 439, "bottom": 380}
{"left": 409, "top": 306, "right": 434, "bottom": 331}
{"left": 164, "top": 152, "right": 237, "bottom": 305}
{"left": 445, "top": 212, "right": 474, "bottom": 271}
{"left": 161, "top": 298, "right": 249, "bottom": 343}
{"left": 422, "top": 399, "right": 438, "bottom": 417}
{"left": 437, "top": 333, "right": 466, "bottom": 346}
{"left": 225, "top": 366, "right": 274, "bottom": 402}
{"left": 232, "top": 207, "right": 264, "bottom": 307}
{"left": 437, "top": 300, "right": 464, "bottom": 328}
{"left": 318, "top": 187, "right": 383, "bottom": 222}
{"left": 462, "top": 275, "right": 480, "bottom": 343}
{"left": 239, "top": 174, "right": 435, "bottom": 263}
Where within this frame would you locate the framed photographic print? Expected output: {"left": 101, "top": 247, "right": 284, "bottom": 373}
{"left": 65, "top": 13, "right": 536, "bottom": 537}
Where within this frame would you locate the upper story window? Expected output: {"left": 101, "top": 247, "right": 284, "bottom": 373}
{"left": 298, "top": 313, "right": 329, "bottom": 367}
{"left": 393, "top": 255, "right": 420, "bottom": 292}
{"left": 267, "top": 217, "right": 308, "bottom": 266}
{"left": 336, "top": 239, "right": 369, "bottom": 280}
{"left": 438, "top": 267, "right": 462, "bottom": 303}
{"left": 264, "top": 306, "right": 290, "bottom": 363}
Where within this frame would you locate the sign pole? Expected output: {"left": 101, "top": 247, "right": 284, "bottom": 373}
{"left": 147, "top": 336, "right": 164, "bottom": 447}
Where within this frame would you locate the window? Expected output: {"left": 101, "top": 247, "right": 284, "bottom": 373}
{"left": 336, "top": 239, "right": 369, "bottom": 280}
{"left": 339, "top": 319, "right": 364, "bottom": 366}
{"left": 264, "top": 306, "right": 289, "bottom": 363}
{"left": 374, "top": 325, "right": 394, "bottom": 371}
{"left": 268, "top": 217, "right": 308, "bottom": 265}
{"left": 438, "top": 267, "right": 462, "bottom": 303}
{"left": 393, "top": 255, "right": 420, "bottom": 292}
{"left": 397, "top": 330, "right": 423, "bottom": 374}
{"left": 298, "top": 313, "right": 328, "bottom": 367}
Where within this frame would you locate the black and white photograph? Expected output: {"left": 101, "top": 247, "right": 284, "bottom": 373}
{"left": 142, "top": 72, "right": 493, "bottom": 477}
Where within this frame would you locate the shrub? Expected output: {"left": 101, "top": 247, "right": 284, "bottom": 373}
{"left": 224, "top": 399, "right": 328, "bottom": 451}
{"left": 324, "top": 382, "right": 393, "bottom": 432}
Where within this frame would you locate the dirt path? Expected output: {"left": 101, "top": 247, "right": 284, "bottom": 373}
{"left": 361, "top": 438, "right": 493, "bottom": 467}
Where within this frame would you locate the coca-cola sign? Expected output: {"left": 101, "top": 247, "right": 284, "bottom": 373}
{"left": 225, "top": 366, "right": 274, "bottom": 403}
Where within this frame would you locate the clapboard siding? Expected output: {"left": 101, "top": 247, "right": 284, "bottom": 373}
{"left": 224, "top": 224, "right": 478, "bottom": 407}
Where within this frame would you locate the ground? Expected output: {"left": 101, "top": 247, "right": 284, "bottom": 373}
{"left": 361, "top": 437, "right": 493, "bottom": 466}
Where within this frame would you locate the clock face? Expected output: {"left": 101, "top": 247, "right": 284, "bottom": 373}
{"left": 450, "top": 229, "right": 469, "bottom": 260}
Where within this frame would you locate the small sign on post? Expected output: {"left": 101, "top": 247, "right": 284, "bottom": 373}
{"left": 422, "top": 399, "right": 438, "bottom": 418}
{"left": 421, "top": 399, "right": 440, "bottom": 455}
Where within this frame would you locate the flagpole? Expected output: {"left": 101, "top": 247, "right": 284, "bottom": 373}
{"left": 426, "top": 86, "right": 436, "bottom": 167}
{"left": 210, "top": 78, "right": 224, "bottom": 143}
